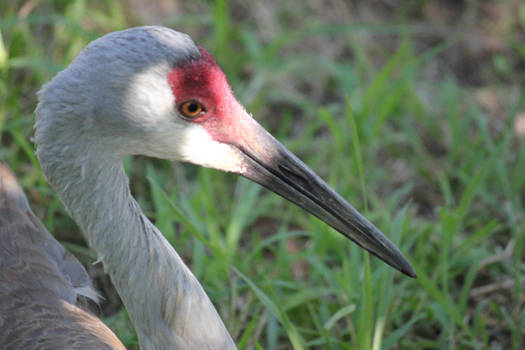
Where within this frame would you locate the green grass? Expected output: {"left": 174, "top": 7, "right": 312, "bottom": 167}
{"left": 1, "top": 1, "right": 524, "bottom": 349}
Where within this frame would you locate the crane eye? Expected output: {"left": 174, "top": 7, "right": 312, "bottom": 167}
{"left": 179, "top": 101, "right": 205, "bottom": 118}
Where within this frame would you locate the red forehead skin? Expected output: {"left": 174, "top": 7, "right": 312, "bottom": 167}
{"left": 167, "top": 47, "right": 246, "bottom": 144}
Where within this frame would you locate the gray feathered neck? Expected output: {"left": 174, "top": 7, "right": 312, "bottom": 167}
{"left": 34, "top": 26, "right": 236, "bottom": 350}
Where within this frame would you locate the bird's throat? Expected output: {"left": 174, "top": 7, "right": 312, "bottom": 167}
{"left": 36, "top": 142, "right": 235, "bottom": 349}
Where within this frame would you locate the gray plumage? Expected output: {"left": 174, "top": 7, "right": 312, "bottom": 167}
{"left": 1, "top": 23, "right": 416, "bottom": 350}
{"left": 0, "top": 161, "right": 125, "bottom": 350}
{"left": 4, "top": 26, "right": 236, "bottom": 350}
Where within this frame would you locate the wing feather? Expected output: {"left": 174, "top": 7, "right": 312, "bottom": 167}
{"left": 0, "top": 161, "right": 125, "bottom": 350}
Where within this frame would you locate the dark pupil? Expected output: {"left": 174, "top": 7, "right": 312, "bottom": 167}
{"left": 188, "top": 103, "right": 199, "bottom": 113}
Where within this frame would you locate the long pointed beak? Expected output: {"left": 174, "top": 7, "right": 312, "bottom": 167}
{"left": 218, "top": 113, "right": 416, "bottom": 278}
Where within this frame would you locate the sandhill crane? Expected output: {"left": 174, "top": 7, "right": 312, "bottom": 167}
{"left": 0, "top": 26, "right": 415, "bottom": 349}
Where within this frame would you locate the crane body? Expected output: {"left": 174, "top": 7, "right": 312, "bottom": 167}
{"left": 0, "top": 161, "right": 125, "bottom": 350}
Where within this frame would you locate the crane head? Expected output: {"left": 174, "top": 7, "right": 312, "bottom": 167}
{"left": 167, "top": 46, "right": 415, "bottom": 278}
{"left": 37, "top": 26, "right": 415, "bottom": 278}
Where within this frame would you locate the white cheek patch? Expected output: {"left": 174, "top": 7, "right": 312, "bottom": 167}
{"left": 123, "top": 64, "right": 245, "bottom": 173}
{"left": 125, "top": 64, "right": 175, "bottom": 127}
{"left": 175, "top": 123, "right": 246, "bottom": 173}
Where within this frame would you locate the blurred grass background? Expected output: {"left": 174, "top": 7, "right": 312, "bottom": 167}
{"left": 1, "top": 0, "right": 525, "bottom": 349}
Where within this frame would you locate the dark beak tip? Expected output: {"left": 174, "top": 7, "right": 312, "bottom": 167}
{"left": 403, "top": 264, "right": 417, "bottom": 279}
{"left": 387, "top": 247, "right": 417, "bottom": 278}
